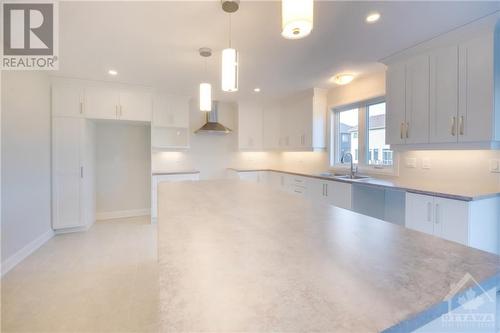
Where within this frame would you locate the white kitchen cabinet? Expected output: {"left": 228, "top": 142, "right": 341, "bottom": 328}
{"left": 429, "top": 45, "right": 459, "bottom": 143}
{"left": 458, "top": 33, "right": 495, "bottom": 143}
{"left": 151, "top": 173, "right": 199, "bottom": 221}
{"left": 85, "top": 86, "right": 120, "bottom": 120}
{"left": 386, "top": 55, "right": 429, "bottom": 145}
{"left": 286, "top": 175, "right": 309, "bottom": 197}
{"left": 52, "top": 117, "right": 95, "bottom": 230}
{"left": 328, "top": 181, "right": 352, "bottom": 210}
{"left": 262, "top": 103, "right": 281, "bottom": 150}
{"left": 405, "top": 193, "right": 498, "bottom": 254}
{"left": 52, "top": 80, "right": 85, "bottom": 118}
{"left": 405, "top": 54, "right": 430, "bottom": 144}
{"left": 152, "top": 93, "right": 190, "bottom": 128}
{"left": 385, "top": 62, "right": 406, "bottom": 145}
{"left": 238, "top": 102, "right": 263, "bottom": 151}
{"left": 385, "top": 24, "right": 500, "bottom": 148}
{"left": 85, "top": 85, "right": 152, "bottom": 122}
{"left": 119, "top": 90, "right": 152, "bottom": 122}
{"left": 279, "top": 88, "right": 327, "bottom": 151}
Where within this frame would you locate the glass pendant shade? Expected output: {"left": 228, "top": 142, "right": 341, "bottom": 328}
{"left": 221, "top": 48, "right": 239, "bottom": 92}
{"left": 281, "top": 0, "right": 313, "bottom": 40}
{"left": 199, "top": 83, "right": 212, "bottom": 111}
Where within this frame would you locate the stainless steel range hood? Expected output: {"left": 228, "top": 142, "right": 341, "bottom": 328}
{"left": 194, "top": 101, "right": 232, "bottom": 134}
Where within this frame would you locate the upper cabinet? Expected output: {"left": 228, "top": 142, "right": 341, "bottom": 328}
{"left": 51, "top": 78, "right": 153, "bottom": 122}
{"left": 238, "top": 101, "right": 263, "bottom": 151}
{"left": 385, "top": 20, "right": 500, "bottom": 148}
{"left": 151, "top": 93, "right": 190, "bottom": 150}
{"left": 239, "top": 88, "right": 327, "bottom": 152}
{"left": 152, "top": 93, "right": 189, "bottom": 128}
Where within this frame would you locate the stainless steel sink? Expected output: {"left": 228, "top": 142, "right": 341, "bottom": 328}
{"left": 319, "top": 172, "right": 370, "bottom": 180}
{"left": 334, "top": 175, "right": 370, "bottom": 180}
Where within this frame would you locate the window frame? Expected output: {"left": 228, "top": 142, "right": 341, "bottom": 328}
{"left": 330, "top": 97, "right": 398, "bottom": 175}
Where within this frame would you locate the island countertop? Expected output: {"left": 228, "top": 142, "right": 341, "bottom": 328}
{"left": 157, "top": 180, "right": 499, "bottom": 332}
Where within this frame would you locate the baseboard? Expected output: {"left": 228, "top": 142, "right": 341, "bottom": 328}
{"left": 1, "top": 229, "right": 54, "bottom": 277}
{"left": 96, "top": 208, "right": 150, "bottom": 221}
{"left": 54, "top": 223, "right": 92, "bottom": 235}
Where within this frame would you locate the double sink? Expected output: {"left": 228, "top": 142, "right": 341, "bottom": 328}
{"left": 319, "top": 172, "right": 371, "bottom": 181}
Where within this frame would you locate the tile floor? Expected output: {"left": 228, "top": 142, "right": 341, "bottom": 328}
{"left": 1, "top": 216, "right": 158, "bottom": 332}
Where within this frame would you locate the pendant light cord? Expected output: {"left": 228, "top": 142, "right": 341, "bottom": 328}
{"left": 228, "top": 14, "right": 232, "bottom": 48}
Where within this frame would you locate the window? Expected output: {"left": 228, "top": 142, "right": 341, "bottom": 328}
{"left": 331, "top": 98, "right": 394, "bottom": 171}
{"left": 367, "top": 102, "right": 393, "bottom": 166}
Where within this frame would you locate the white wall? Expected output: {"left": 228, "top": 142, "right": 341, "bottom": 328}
{"left": 152, "top": 100, "right": 280, "bottom": 179}
{"left": 1, "top": 71, "right": 52, "bottom": 263}
{"left": 96, "top": 122, "right": 151, "bottom": 216}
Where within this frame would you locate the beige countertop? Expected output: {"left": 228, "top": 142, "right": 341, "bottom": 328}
{"left": 157, "top": 180, "right": 500, "bottom": 332}
{"left": 228, "top": 168, "right": 500, "bottom": 201}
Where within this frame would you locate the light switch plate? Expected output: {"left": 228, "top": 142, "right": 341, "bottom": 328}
{"left": 405, "top": 157, "right": 417, "bottom": 168}
{"left": 490, "top": 159, "right": 500, "bottom": 173}
{"left": 422, "top": 157, "right": 431, "bottom": 169}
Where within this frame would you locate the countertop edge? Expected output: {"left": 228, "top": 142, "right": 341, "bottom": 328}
{"left": 227, "top": 168, "right": 500, "bottom": 201}
{"left": 152, "top": 170, "right": 200, "bottom": 176}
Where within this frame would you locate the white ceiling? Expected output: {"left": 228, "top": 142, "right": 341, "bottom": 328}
{"left": 57, "top": 1, "right": 500, "bottom": 101}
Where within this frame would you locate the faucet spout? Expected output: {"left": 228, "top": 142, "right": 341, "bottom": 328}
{"left": 341, "top": 152, "right": 357, "bottom": 179}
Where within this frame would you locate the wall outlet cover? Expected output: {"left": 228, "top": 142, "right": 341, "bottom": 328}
{"left": 489, "top": 159, "right": 500, "bottom": 173}
{"left": 405, "top": 157, "right": 417, "bottom": 168}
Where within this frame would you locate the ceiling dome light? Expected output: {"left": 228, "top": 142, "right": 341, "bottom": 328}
{"left": 108, "top": 69, "right": 118, "bottom": 76}
{"left": 334, "top": 73, "right": 355, "bottom": 85}
{"left": 366, "top": 12, "right": 381, "bottom": 23}
{"left": 281, "top": 0, "right": 313, "bottom": 40}
{"left": 253, "top": 88, "right": 261, "bottom": 92}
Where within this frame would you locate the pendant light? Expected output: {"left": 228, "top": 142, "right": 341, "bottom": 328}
{"left": 221, "top": 1, "right": 239, "bottom": 92}
{"left": 199, "top": 47, "right": 212, "bottom": 112}
{"left": 281, "top": 0, "right": 314, "bottom": 40}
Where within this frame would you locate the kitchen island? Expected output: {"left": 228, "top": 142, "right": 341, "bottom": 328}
{"left": 157, "top": 180, "right": 499, "bottom": 332}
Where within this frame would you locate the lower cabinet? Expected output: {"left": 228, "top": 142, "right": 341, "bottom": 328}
{"left": 405, "top": 193, "right": 499, "bottom": 254}
{"left": 308, "top": 178, "right": 352, "bottom": 210}
{"left": 151, "top": 173, "right": 200, "bottom": 221}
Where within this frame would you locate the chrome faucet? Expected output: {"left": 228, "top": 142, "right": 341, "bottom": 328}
{"left": 341, "top": 152, "right": 358, "bottom": 179}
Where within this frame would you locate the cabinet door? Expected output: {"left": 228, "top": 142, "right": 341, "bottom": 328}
{"left": 430, "top": 45, "right": 459, "bottom": 143}
{"left": 263, "top": 104, "right": 281, "bottom": 150}
{"left": 386, "top": 62, "right": 407, "bottom": 145}
{"left": 85, "top": 86, "right": 119, "bottom": 120}
{"left": 405, "top": 193, "right": 434, "bottom": 236}
{"left": 328, "top": 181, "right": 352, "bottom": 210}
{"left": 52, "top": 117, "right": 83, "bottom": 229}
{"left": 458, "top": 34, "right": 494, "bottom": 142}
{"left": 433, "top": 197, "right": 469, "bottom": 246}
{"left": 168, "top": 95, "right": 190, "bottom": 127}
{"left": 238, "top": 102, "right": 263, "bottom": 150}
{"left": 405, "top": 55, "right": 430, "bottom": 144}
{"left": 52, "top": 82, "right": 84, "bottom": 118}
{"left": 119, "top": 90, "right": 152, "bottom": 122}
{"left": 307, "top": 178, "right": 328, "bottom": 203}
{"left": 238, "top": 171, "right": 260, "bottom": 182}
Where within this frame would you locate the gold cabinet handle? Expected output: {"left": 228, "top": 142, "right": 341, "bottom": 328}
{"left": 451, "top": 116, "right": 456, "bottom": 136}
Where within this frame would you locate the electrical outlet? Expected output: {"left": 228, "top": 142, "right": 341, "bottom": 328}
{"left": 422, "top": 157, "right": 431, "bottom": 169}
{"left": 405, "top": 157, "right": 417, "bottom": 168}
{"left": 490, "top": 159, "right": 500, "bottom": 173}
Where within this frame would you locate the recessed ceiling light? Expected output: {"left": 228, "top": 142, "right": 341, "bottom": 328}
{"left": 108, "top": 69, "right": 118, "bottom": 76}
{"left": 254, "top": 88, "right": 261, "bottom": 92}
{"left": 366, "top": 12, "right": 381, "bottom": 23}
{"left": 333, "top": 73, "right": 355, "bottom": 85}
